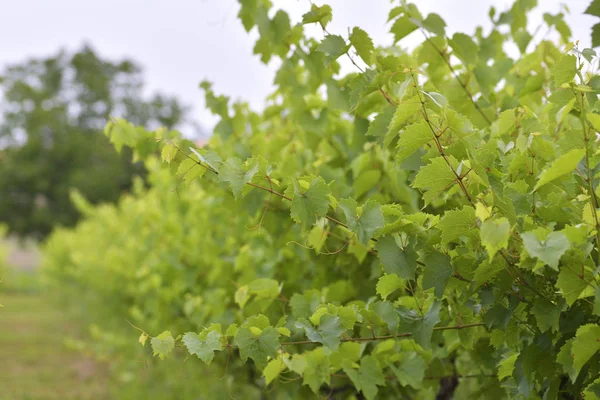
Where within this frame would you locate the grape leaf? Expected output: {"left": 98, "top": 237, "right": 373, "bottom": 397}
{"left": 437, "top": 206, "right": 477, "bottom": 245}
{"left": 551, "top": 54, "right": 577, "bottom": 85}
{"left": 182, "top": 330, "right": 223, "bottom": 365}
{"left": 388, "top": 353, "right": 426, "bottom": 389}
{"left": 317, "top": 35, "right": 349, "bottom": 63}
{"left": 390, "top": 16, "right": 417, "bottom": 42}
{"left": 151, "top": 331, "right": 175, "bottom": 360}
{"left": 375, "top": 235, "right": 418, "bottom": 280}
{"left": 449, "top": 33, "right": 478, "bottom": 65}
{"left": 350, "top": 27, "right": 374, "bottom": 64}
{"left": 396, "top": 120, "right": 433, "bottom": 162}
{"left": 422, "top": 252, "right": 453, "bottom": 298}
{"left": 480, "top": 218, "right": 511, "bottom": 260}
{"left": 556, "top": 265, "right": 595, "bottom": 306}
{"left": 339, "top": 198, "right": 384, "bottom": 245}
{"left": 572, "top": 324, "right": 600, "bottom": 379}
{"left": 295, "top": 314, "right": 345, "bottom": 350}
{"left": 521, "top": 231, "right": 570, "bottom": 270}
{"left": 413, "top": 156, "right": 459, "bottom": 205}
{"left": 376, "top": 273, "right": 403, "bottom": 300}
{"left": 302, "top": 4, "right": 332, "bottom": 27}
{"left": 290, "top": 177, "right": 331, "bottom": 229}
{"left": 367, "top": 107, "right": 395, "bottom": 140}
{"left": 343, "top": 356, "right": 385, "bottom": 400}
{"left": 534, "top": 149, "right": 584, "bottom": 191}
{"left": 303, "top": 348, "right": 331, "bottom": 393}
{"left": 263, "top": 356, "right": 287, "bottom": 385}
{"left": 234, "top": 327, "right": 280, "bottom": 369}
{"left": 398, "top": 301, "right": 441, "bottom": 348}
{"left": 219, "top": 157, "right": 259, "bottom": 199}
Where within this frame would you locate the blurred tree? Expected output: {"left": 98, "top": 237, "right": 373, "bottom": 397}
{"left": 0, "top": 45, "right": 188, "bottom": 238}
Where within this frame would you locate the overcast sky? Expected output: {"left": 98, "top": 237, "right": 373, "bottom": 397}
{"left": 1, "top": 1, "right": 596, "bottom": 136}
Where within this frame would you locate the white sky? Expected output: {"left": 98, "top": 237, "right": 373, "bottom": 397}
{"left": 0, "top": 1, "right": 596, "bottom": 136}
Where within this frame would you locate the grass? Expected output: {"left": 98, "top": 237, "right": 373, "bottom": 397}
{"left": 0, "top": 286, "right": 109, "bottom": 400}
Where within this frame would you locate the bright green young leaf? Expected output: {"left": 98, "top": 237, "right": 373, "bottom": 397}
{"left": 449, "top": 33, "right": 478, "bottom": 65}
{"left": 234, "top": 326, "right": 280, "bottom": 369}
{"left": 421, "top": 13, "right": 446, "bottom": 36}
{"left": 376, "top": 273, "right": 403, "bottom": 300}
{"left": 413, "top": 156, "right": 459, "bottom": 205}
{"left": 302, "top": 348, "right": 331, "bottom": 393}
{"left": 263, "top": 356, "right": 287, "bottom": 385}
{"left": 388, "top": 99, "right": 422, "bottom": 142}
{"left": 151, "top": 331, "right": 175, "bottom": 360}
{"left": 176, "top": 158, "right": 205, "bottom": 185}
{"left": 396, "top": 121, "right": 433, "bottom": 162}
{"left": 375, "top": 235, "right": 417, "bottom": 280}
{"left": 367, "top": 107, "right": 395, "bottom": 140}
{"left": 551, "top": 54, "right": 577, "bottom": 85}
{"left": 161, "top": 143, "right": 178, "bottom": 163}
{"left": 350, "top": 27, "right": 374, "bottom": 64}
{"left": 290, "top": 177, "right": 331, "bottom": 229}
{"left": 556, "top": 265, "right": 594, "bottom": 306}
{"left": 390, "top": 16, "right": 417, "bottom": 42}
{"left": 339, "top": 198, "right": 384, "bottom": 245}
{"left": 571, "top": 324, "right": 600, "bottom": 379}
{"left": 480, "top": 218, "right": 511, "bottom": 260}
{"left": 521, "top": 231, "right": 570, "bottom": 270}
{"left": 219, "top": 157, "right": 259, "bottom": 199}
{"left": 182, "top": 330, "right": 223, "bottom": 365}
{"left": 302, "top": 4, "right": 332, "bottom": 27}
{"left": 317, "top": 35, "right": 349, "bottom": 63}
{"left": 534, "top": 149, "right": 584, "bottom": 191}
{"left": 437, "top": 206, "right": 477, "bottom": 245}
{"left": 497, "top": 353, "right": 518, "bottom": 381}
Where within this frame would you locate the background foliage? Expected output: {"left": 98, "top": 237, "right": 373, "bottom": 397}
{"left": 43, "top": 0, "right": 600, "bottom": 399}
{"left": 0, "top": 46, "right": 187, "bottom": 238}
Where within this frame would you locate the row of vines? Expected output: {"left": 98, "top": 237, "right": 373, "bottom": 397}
{"left": 44, "top": 1, "right": 600, "bottom": 398}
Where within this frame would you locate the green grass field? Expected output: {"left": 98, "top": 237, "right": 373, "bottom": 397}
{"left": 0, "top": 278, "right": 109, "bottom": 400}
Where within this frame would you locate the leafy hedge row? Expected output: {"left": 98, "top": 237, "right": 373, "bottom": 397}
{"left": 45, "top": 1, "right": 600, "bottom": 398}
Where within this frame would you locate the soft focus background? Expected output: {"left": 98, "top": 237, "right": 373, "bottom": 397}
{"left": 0, "top": 0, "right": 596, "bottom": 399}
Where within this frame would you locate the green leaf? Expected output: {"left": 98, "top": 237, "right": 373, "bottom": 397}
{"left": 398, "top": 301, "right": 441, "bottom": 348}
{"left": 388, "top": 353, "right": 426, "bottom": 389}
{"left": 449, "top": 33, "right": 478, "bottom": 65}
{"left": 390, "top": 16, "right": 417, "bottom": 43}
{"left": 339, "top": 198, "right": 384, "bottom": 245}
{"left": 302, "top": 4, "right": 332, "bottom": 28}
{"left": 151, "top": 331, "right": 175, "bottom": 360}
{"left": 376, "top": 273, "right": 403, "bottom": 300}
{"left": 189, "top": 147, "right": 222, "bottom": 173}
{"left": 593, "top": 23, "right": 600, "bottom": 48}
{"left": 421, "top": 13, "right": 446, "bottom": 36}
{"left": 290, "top": 177, "right": 331, "bottom": 229}
{"left": 367, "top": 107, "right": 395, "bottom": 140}
{"left": 388, "top": 99, "right": 421, "bottom": 143}
{"left": 480, "top": 218, "right": 511, "bottom": 260}
{"left": 176, "top": 158, "right": 205, "bottom": 185}
{"left": 595, "top": 287, "right": 600, "bottom": 316}
{"left": 182, "top": 330, "right": 223, "bottom": 365}
{"left": 534, "top": 149, "right": 584, "bottom": 191}
{"left": 289, "top": 290, "right": 321, "bottom": 319}
{"left": 263, "top": 356, "right": 287, "bottom": 385}
{"left": 161, "top": 143, "right": 178, "bottom": 163}
{"left": 530, "top": 299, "right": 561, "bottom": 332}
{"left": 317, "top": 35, "right": 349, "bottom": 63}
{"left": 350, "top": 27, "right": 374, "bottom": 64}
{"left": 521, "top": 231, "right": 570, "bottom": 270}
{"left": 295, "top": 314, "right": 346, "bottom": 350}
{"left": 558, "top": 339, "right": 577, "bottom": 381}
{"left": 551, "top": 54, "right": 577, "bottom": 85}
{"left": 234, "top": 326, "right": 280, "bottom": 369}
{"left": 302, "top": 348, "right": 331, "bottom": 393}
{"left": 343, "top": 356, "right": 385, "bottom": 400}
{"left": 422, "top": 252, "right": 453, "bottom": 298}
{"left": 219, "top": 157, "right": 259, "bottom": 199}
{"left": 413, "top": 156, "right": 459, "bottom": 205}
{"left": 375, "top": 235, "right": 418, "bottom": 280}
{"left": 572, "top": 324, "right": 600, "bottom": 379}
{"left": 586, "top": 0, "right": 600, "bottom": 18}
{"left": 437, "top": 206, "right": 477, "bottom": 245}
{"left": 556, "top": 265, "right": 594, "bottom": 306}
{"left": 396, "top": 121, "right": 433, "bottom": 162}
{"left": 497, "top": 353, "right": 518, "bottom": 381}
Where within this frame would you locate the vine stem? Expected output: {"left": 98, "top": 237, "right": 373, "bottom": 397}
{"left": 419, "top": 29, "right": 492, "bottom": 126}
{"left": 279, "top": 322, "right": 484, "bottom": 346}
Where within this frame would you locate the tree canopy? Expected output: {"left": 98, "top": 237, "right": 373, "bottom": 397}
{"left": 0, "top": 45, "right": 187, "bottom": 238}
